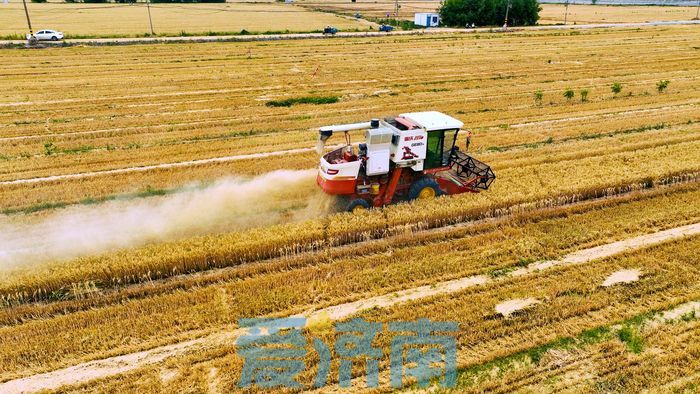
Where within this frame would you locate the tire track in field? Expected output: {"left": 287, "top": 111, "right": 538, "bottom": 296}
{"left": 1, "top": 222, "right": 698, "bottom": 393}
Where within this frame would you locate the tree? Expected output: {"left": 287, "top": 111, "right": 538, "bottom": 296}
{"left": 439, "top": 0, "right": 540, "bottom": 27}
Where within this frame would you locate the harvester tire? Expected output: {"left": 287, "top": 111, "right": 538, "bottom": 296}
{"left": 332, "top": 195, "right": 350, "bottom": 213}
{"left": 408, "top": 177, "right": 442, "bottom": 200}
{"left": 347, "top": 198, "right": 370, "bottom": 213}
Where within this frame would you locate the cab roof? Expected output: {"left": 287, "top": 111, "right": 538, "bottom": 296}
{"left": 399, "top": 111, "right": 463, "bottom": 131}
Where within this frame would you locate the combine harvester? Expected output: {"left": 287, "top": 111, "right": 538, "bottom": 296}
{"left": 316, "top": 111, "right": 495, "bottom": 212}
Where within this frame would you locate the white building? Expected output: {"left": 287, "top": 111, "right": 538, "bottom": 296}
{"left": 414, "top": 13, "right": 440, "bottom": 27}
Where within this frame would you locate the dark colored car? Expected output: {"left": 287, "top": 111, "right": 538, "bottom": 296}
{"left": 379, "top": 25, "right": 394, "bottom": 32}
{"left": 323, "top": 26, "right": 338, "bottom": 35}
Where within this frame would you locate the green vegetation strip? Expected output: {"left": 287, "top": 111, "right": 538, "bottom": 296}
{"left": 265, "top": 95, "right": 340, "bottom": 107}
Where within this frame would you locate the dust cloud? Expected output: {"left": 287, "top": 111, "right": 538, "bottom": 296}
{"left": 0, "top": 169, "right": 334, "bottom": 269}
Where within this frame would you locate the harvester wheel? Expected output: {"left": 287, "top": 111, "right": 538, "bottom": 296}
{"left": 347, "top": 198, "right": 370, "bottom": 213}
{"left": 409, "top": 177, "right": 441, "bottom": 200}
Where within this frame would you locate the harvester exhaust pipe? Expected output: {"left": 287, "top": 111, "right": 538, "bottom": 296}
{"left": 316, "top": 121, "right": 373, "bottom": 155}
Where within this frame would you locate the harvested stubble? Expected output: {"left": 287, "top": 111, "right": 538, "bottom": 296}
{"left": 45, "top": 231, "right": 700, "bottom": 392}
{"left": 0, "top": 17, "right": 699, "bottom": 394}
{"left": 451, "top": 307, "right": 700, "bottom": 392}
{"left": 347, "top": 236, "right": 700, "bottom": 392}
{"left": 0, "top": 185, "right": 698, "bottom": 379}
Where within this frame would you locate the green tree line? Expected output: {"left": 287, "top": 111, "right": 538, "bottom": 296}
{"left": 439, "top": 0, "right": 540, "bottom": 27}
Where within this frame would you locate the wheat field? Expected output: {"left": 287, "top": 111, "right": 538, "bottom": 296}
{"left": 2, "top": 1, "right": 696, "bottom": 40}
{"left": 0, "top": 1, "right": 371, "bottom": 38}
{"left": 0, "top": 24, "right": 699, "bottom": 392}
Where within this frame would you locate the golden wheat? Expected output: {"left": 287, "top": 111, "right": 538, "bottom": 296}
{"left": 0, "top": 186, "right": 697, "bottom": 379}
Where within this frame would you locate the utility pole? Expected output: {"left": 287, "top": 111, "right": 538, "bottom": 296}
{"left": 22, "top": 0, "right": 33, "bottom": 36}
{"left": 695, "top": 0, "right": 699, "bottom": 20}
{"left": 564, "top": 0, "right": 570, "bottom": 25}
{"left": 146, "top": 0, "right": 155, "bottom": 36}
{"left": 503, "top": 0, "right": 512, "bottom": 30}
{"left": 21, "top": 0, "right": 37, "bottom": 46}
{"left": 394, "top": 0, "right": 399, "bottom": 17}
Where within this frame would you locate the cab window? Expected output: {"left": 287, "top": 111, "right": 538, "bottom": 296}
{"left": 425, "top": 131, "right": 443, "bottom": 169}
{"left": 442, "top": 129, "right": 457, "bottom": 165}
{"left": 425, "top": 129, "right": 458, "bottom": 169}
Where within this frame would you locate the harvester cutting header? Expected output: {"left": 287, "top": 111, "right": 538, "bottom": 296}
{"left": 316, "top": 111, "right": 495, "bottom": 212}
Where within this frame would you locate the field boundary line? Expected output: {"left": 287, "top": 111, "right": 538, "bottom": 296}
{"left": 1, "top": 222, "right": 698, "bottom": 393}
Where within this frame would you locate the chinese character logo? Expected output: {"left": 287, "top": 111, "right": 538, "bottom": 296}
{"left": 236, "top": 317, "right": 458, "bottom": 389}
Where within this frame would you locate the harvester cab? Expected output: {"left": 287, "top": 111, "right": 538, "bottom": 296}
{"left": 316, "top": 111, "right": 496, "bottom": 212}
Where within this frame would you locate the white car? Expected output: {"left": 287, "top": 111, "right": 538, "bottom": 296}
{"left": 26, "top": 30, "right": 64, "bottom": 41}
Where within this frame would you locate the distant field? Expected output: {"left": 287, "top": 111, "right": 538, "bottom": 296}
{"left": 298, "top": 0, "right": 699, "bottom": 24}
{"left": 2, "top": 1, "right": 696, "bottom": 39}
{"left": 0, "top": 1, "right": 372, "bottom": 39}
{"left": 539, "top": 4, "right": 699, "bottom": 24}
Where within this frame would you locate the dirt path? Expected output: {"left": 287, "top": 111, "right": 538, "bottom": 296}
{"left": 1, "top": 222, "right": 698, "bottom": 393}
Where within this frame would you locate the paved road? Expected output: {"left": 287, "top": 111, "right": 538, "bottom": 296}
{"left": 1, "top": 20, "right": 698, "bottom": 48}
